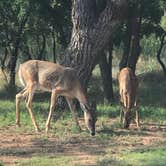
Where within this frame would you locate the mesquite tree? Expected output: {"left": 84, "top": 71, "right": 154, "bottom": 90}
{"left": 63, "top": 0, "right": 127, "bottom": 89}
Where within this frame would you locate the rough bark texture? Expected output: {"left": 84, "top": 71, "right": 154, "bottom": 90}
{"left": 127, "top": 12, "right": 142, "bottom": 72}
{"left": 52, "top": 30, "right": 56, "bottom": 63}
{"left": 119, "top": 19, "right": 132, "bottom": 70}
{"left": 156, "top": 33, "right": 166, "bottom": 76}
{"left": 0, "top": 48, "right": 9, "bottom": 84}
{"left": 119, "top": 1, "right": 142, "bottom": 73}
{"left": 37, "top": 34, "right": 46, "bottom": 60}
{"left": 99, "top": 43, "right": 114, "bottom": 103}
{"left": 62, "top": 0, "right": 127, "bottom": 89}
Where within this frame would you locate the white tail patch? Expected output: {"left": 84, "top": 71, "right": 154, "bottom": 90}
{"left": 18, "top": 65, "right": 26, "bottom": 87}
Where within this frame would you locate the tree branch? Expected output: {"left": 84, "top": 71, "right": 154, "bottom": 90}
{"left": 156, "top": 32, "right": 166, "bottom": 76}
{"left": 92, "top": 0, "right": 127, "bottom": 55}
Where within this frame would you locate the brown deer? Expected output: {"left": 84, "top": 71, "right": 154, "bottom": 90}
{"left": 16, "top": 60, "right": 97, "bottom": 136}
{"left": 118, "top": 67, "right": 140, "bottom": 128}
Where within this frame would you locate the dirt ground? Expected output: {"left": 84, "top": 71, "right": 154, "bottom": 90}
{"left": 0, "top": 120, "right": 166, "bottom": 166}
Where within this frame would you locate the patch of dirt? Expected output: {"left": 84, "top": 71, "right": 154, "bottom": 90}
{"left": 0, "top": 120, "right": 166, "bottom": 166}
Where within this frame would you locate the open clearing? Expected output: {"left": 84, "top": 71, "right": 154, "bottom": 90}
{"left": 0, "top": 118, "right": 166, "bottom": 166}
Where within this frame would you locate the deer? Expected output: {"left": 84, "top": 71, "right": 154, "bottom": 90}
{"left": 16, "top": 60, "right": 97, "bottom": 136}
{"left": 118, "top": 67, "right": 140, "bottom": 129}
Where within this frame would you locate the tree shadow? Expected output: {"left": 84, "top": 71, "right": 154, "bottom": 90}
{"left": 138, "top": 71, "right": 166, "bottom": 107}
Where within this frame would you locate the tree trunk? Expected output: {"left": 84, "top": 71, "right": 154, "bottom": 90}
{"left": 119, "top": 1, "right": 142, "bottom": 73}
{"left": 9, "top": 6, "right": 30, "bottom": 87}
{"left": 62, "top": 0, "right": 127, "bottom": 90}
{"left": 156, "top": 33, "right": 166, "bottom": 76}
{"left": 0, "top": 47, "right": 9, "bottom": 84}
{"left": 99, "top": 43, "right": 114, "bottom": 103}
{"left": 119, "top": 19, "right": 132, "bottom": 70}
{"left": 37, "top": 34, "right": 46, "bottom": 60}
{"left": 127, "top": 1, "right": 142, "bottom": 72}
{"left": 52, "top": 30, "right": 56, "bottom": 63}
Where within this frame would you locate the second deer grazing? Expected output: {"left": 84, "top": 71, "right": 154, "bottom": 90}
{"left": 118, "top": 67, "right": 140, "bottom": 128}
{"left": 16, "top": 60, "right": 97, "bottom": 136}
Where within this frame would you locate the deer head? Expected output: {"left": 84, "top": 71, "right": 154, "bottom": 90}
{"left": 80, "top": 102, "right": 97, "bottom": 136}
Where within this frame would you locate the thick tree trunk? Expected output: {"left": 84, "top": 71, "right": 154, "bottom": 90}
{"left": 119, "top": 19, "right": 132, "bottom": 70}
{"left": 119, "top": 1, "right": 142, "bottom": 73}
{"left": 99, "top": 43, "right": 114, "bottom": 103}
{"left": 63, "top": 0, "right": 127, "bottom": 90}
{"left": 127, "top": 2, "right": 142, "bottom": 72}
{"left": 156, "top": 33, "right": 166, "bottom": 76}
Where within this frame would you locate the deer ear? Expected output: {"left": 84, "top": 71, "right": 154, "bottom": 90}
{"left": 80, "top": 103, "right": 88, "bottom": 112}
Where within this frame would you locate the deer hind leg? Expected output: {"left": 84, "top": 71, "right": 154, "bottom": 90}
{"left": 16, "top": 87, "right": 28, "bottom": 127}
{"left": 25, "top": 83, "right": 40, "bottom": 131}
{"left": 123, "top": 109, "right": 131, "bottom": 129}
{"left": 45, "top": 89, "right": 58, "bottom": 132}
{"left": 134, "top": 101, "right": 140, "bottom": 128}
{"left": 66, "top": 98, "right": 81, "bottom": 131}
{"left": 120, "top": 102, "right": 124, "bottom": 124}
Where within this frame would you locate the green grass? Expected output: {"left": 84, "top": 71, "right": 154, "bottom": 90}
{"left": 98, "top": 147, "right": 166, "bottom": 166}
{"left": 0, "top": 58, "right": 166, "bottom": 165}
{"left": 0, "top": 161, "right": 4, "bottom": 166}
{"left": 121, "top": 148, "right": 166, "bottom": 166}
{"left": 17, "top": 156, "right": 74, "bottom": 166}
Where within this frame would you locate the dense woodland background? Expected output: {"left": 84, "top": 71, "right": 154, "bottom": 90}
{"left": 0, "top": 0, "right": 165, "bottom": 103}
{"left": 0, "top": 1, "right": 166, "bottom": 165}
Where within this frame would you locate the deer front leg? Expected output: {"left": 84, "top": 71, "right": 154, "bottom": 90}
{"left": 45, "top": 89, "right": 57, "bottom": 132}
{"left": 16, "top": 88, "right": 27, "bottom": 127}
{"left": 16, "top": 93, "right": 22, "bottom": 127}
{"left": 66, "top": 98, "right": 81, "bottom": 131}
{"left": 26, "top": 85, "right": 40, "bottom": 132}
{"left": 134, "top": 101, "right": 140, "bottom": 128}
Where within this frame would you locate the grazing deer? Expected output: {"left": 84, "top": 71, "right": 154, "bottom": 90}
{"left": 118, "top": 67, "right": 140, "bottom": 128}
{"left": 16, "top": 60, "right": 97, "bottom": 136}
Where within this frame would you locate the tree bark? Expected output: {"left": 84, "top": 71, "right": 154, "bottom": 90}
{"left": 0, "top": 47, "right": 9, "bottom": 84}
{"left": 62, "top": 0, "right": 127, "bottom": 90}
{"left": 127, "top": 1, "right": 142, "bottom": 72}
{"left": 99, "top": 43, "right": 114, "bottom": 103}
{"left": 119, "top": 19, "right": 132, "bottom": 70}
{"left": 156, "top": 33, "right": 166, "bottom": 76}
{"left": 9, "top": 6, "right": 30, "bottom": 87}
{"left": 37, "top": 34, "right": 46, "bottom": 60}
{"left": 119, "top": 0, "right": 142, "bottom": 73}
{"left": 52, "top": 30, "right": 56, "bottom": 63}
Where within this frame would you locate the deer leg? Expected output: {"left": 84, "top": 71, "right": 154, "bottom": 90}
{"left": 123, "top": 108, "right": 131, "bottom": 129}
{"left": 45, "top": 89, "right": 57, "bottom": 132}
{"left": 120, "top": 103, "right": 124, "bottom": 124}
{"left": 16, "top": 88, "right": 27, "bottom": 127}
{"left": 134, "top": 102, "right": 140, "bottom": 128}
{"left": 66, "top": 98, "right": 81, "bottom": 131}
{"left": 25, "top": 84, "right": 39, "bottom": 132}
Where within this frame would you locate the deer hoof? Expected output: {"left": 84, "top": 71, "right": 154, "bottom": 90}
{"left": 16, "top": 123, "right": 21, "bottom": 127}
{"left": 35, "top": 127, "right": 41, "bottom": 132}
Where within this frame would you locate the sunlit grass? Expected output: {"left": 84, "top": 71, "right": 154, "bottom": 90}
{"left": 97, "top": 147, "right": 166, "bottom": 166}
{"left": 0, "top": 58, "right": 166, "bottom": 165}
{"left": 120, "top": 147, "right": 166, "bottom": 166}
{"left": 17, "top": 156, "right": 74, "bottom": 166}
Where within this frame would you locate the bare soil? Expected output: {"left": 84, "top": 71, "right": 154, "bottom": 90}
{"left": 0, "top": 120, "right": 166, "bottom": 166}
